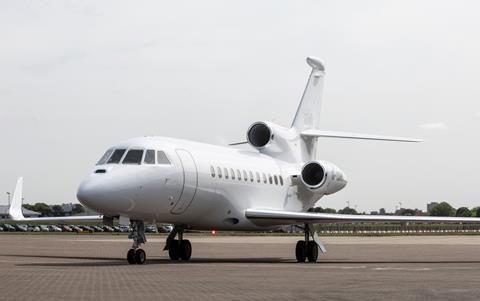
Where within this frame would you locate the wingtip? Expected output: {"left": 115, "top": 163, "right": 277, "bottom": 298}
{"left": 8, "top": 177, "right": 25, "bottom": 220}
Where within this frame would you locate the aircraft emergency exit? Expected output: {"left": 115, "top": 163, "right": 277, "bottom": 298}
{"left": 9, "top": 57, "right": 480, "bottom": 265}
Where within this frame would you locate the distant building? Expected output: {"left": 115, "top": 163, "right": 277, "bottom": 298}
{"left": 427, "top": 202, "right": 439, "bottom": 214}
{"left": 0, "top": 205, "right": 41, "bottom": 219}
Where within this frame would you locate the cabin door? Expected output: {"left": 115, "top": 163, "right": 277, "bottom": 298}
{"left": 170, "top": 149, "right": 198, "bottom": 214}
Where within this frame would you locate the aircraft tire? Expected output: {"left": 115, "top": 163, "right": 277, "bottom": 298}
{"left": 169, "top": 240, "right": 180, "bottom": 260}
{"left": 307, "top": 241, "right": 318, "bottom": 262}
{"left": 127, "top": 248, "right": 136, "bottom": 264}
{"left": 295, "top": 240, "right": 306, "bottom": 262}
{"left": 135, "top": 249, "right": 146, "bottom": 264}
{"left": 180, "top": 240, "right": 192, "bottom": 261}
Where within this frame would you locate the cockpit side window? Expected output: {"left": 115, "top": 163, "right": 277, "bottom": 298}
{"left": 144, "top": 149, "right": 155, "bottom": 164}
{"left": 122, "top": 149, "right": 144, "bottom": 165}
{"left": 157, "top": 151, "right": 171, "bottom": 165}
{"left": 107, "top": 149, "right": 126, "bottom": 164}
{"left": 96, "top": 149, "right": 114, "bottom": 165}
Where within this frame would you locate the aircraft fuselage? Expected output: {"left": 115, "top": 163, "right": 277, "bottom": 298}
{"left": 77, "top": 136, "right": 346, "bottom": 230}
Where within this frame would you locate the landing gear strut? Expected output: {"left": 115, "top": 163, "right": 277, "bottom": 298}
{"left": 163, "top": 225, "right": 192, "bottom": 261}
{"left": 295, "top": 223, "right": 319, "bottom": 263}
{"left": 127, "top": 220, "right": 147, "bottom": 264}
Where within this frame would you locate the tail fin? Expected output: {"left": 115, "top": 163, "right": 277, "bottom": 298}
{"left": 9, "top": 177, "right": 25, "bottom": 220}
{"left": 291, "top": 57, "right": 325, "bottom": 131}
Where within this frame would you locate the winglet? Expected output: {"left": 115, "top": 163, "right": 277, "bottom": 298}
{"left": 8, "top": 177, "right": 25, "bottom": 221}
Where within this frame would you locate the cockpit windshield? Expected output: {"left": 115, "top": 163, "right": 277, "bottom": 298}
{"left": 107, "top": 149, "right": 126, "bottom": 164}
{"left": 122, "top": 149, "right": 144, "bottom": 165}
{"left": 96, "top": 148, "right": 170, "bottom": 166}
{"left": 96, "top": 149, "right": 114, "bottom": 165}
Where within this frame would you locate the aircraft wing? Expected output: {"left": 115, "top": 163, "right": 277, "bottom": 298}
{"left": 245, "top": 209, "right": 480, "bottom": 224}
{"left": 7, "top": 177, "right": 103, "bottom": 222}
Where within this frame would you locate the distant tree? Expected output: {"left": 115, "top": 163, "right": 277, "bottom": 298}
{"left": 31, "top": 203, "right": 53, "bottom": 217}
{"left": 308, "top": 207, "right": 337, "bottom": 213}
{"left": 324, "top": 208, "right": 337, "bottom": 214}
{"left": 338, "top": 207, "right": 357, "bottom": 215}
{"left": 456, "top": 207, "right": 472, "bottom": 217}
{"left": 476, "top": 207, "right": 480, "bottom": 217}
{"left": 72, "top": 204, "right": 85, "bottom": 215}
{"left": 397, "top": 208, "right": 416, "bottom": 216}
{"left": 379, "top": 208, "right": 386, "bottom": 215}
{"left": 23, "top": 204, "right": 35, "bottom": 211}
{"left": 51, "top": 205, "right": 65, "bottom": 217}
{"left": 430, "top": 202, "right": 455, "bottom": 217}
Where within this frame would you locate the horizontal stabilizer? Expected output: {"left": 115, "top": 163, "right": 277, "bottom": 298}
{"left": 301, "top": 129, "right": 423, "bottom": 143}
{"left": 246, "top": 209, "right": 480, "bottom": 224}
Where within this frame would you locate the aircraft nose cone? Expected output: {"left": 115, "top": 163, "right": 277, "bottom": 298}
{"left": 77, "top": 175, "right": 133, "bottom": 214}
{"left": 76, "top": 179, "right": 102, "bottom": 209}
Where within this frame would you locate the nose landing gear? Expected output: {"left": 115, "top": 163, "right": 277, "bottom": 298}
{"left": 163, "top": 225, "right": 192, "bottom": 261}
{"left": 127, "top": 220, "right": 147, "bottom": 264}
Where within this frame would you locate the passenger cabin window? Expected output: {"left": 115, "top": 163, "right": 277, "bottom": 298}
{"left": 256, "top": 172, "right": 260, "bottom": 183}
{"left": 249, "top": 171, "right": 254, "bottom": 182}
{"left": 243, "top": 170, "right": 248, "bottom": 181}
{"left": 262, "top": 173, "right": 267, "bottom": 184}
{"left": 122, "top": 149, "right": 144, "bottom": 165}
{"left": 107, "top": 149, "right": 126, "bottom": 164}
{"left": 157, "top": 151, "right": 171, "bottom": 164}
{"left": 274, "top": 175, "right": 278, "bottom": 185}
{"left": 211, "top": 166, "right": 216, "bottom": 177}
{"left": 97, "top": 149, "right": 114, "bottom": 165}
{"left": 230, "top": 168, "right": 235, "bottom": 180}
{"left": 217, "top": 167, "right": 222, "bottom": 178}
{"left": 279, "top": 176, "right": 284, "bottom": 186}
{"left": 268, "top": 174, "right": 273, "bottom": 184}
{"left": 144, "top": 150, "right": 155, "bottom": 164}
{"left": 224, "top": 168, "right": 229, "bottom": 179}
{"left": 236, "top": 169, "right": 241, "bottom": 181}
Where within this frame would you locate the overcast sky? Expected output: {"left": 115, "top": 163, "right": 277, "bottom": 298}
{"left": 1, "top": 0, "right": 479, "bottom": 212}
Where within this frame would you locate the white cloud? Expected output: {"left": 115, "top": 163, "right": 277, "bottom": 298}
{"left": 474, "top": 113, "right": 480, "bottom": 119}
{"left": 419, "top": 122, "right": 448, "bottom": 130}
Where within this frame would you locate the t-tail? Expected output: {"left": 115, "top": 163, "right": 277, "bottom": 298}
{"left": 293, "top": 57, "right": 422, "bottom": 161}
{"left": 232, "top": 56, "right": 422, "bottom": 163}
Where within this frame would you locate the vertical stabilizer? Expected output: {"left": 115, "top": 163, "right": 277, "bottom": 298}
{"left": 9, "top": 177, "right": 25, "bottom": 220}
{"left": 291, "top": 57, "right": 325, "bottom": 131}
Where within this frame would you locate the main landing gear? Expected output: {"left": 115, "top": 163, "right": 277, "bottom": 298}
{"left": 126, "top": 222, "right": 192, "bottom": 265}
{"left": 295, "top": 223, "right": 322, "bottom": 263}
{"left": 163, "top": 225, "right": 192, "bottom": 261}
{"left": 127, "top": 220, "right": 147, "bottom": 264}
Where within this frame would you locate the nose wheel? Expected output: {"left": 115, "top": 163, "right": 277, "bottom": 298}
{"left": 127, "top": 220, "right": 147, "bottom": 265}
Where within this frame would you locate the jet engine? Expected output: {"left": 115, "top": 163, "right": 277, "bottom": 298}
{"left": 300, "top": 160, "right": 347, "bottom": 194}
{"left": 301, "top": 161, "right": 327, "bottom": 189}
{"left": 247, "top": 122, "right": 273, "bottom": 148}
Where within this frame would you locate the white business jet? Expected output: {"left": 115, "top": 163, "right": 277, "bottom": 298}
{"left": 8, "top": 57, "right": 480, "bottom": 265}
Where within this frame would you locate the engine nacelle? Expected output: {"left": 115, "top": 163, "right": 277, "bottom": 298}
{"left": 247, "top": 122, "right": 273, "bottom": 149}
{"left": 300, "top": 160, "right": 347, "bottom": 194}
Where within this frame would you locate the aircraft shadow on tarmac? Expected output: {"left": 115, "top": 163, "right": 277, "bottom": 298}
{"left": 5, "top": 254, "right": 480, "bottom": 267}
